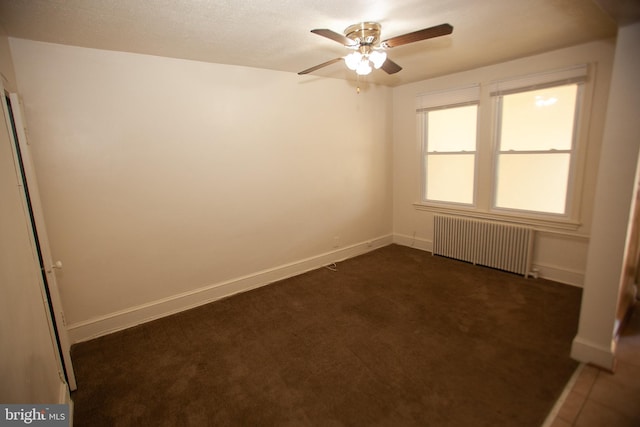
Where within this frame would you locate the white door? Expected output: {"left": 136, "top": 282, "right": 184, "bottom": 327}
{"left": 2, "top": 91, "right": 77, "bottom": 391}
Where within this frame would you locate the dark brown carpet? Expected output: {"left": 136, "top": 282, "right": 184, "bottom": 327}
{"left": 71, "top": 244, "right": 582, "bottom": 426}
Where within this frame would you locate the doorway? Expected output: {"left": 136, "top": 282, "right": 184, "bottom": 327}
{"left": 2, "top": 91, "right": 77, "bottom": 390}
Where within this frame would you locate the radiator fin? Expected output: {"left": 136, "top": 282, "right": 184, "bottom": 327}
{"left": 433, "top": 215, "right": 533, "bottom": 276}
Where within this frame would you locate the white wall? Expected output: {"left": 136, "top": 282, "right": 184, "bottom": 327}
{"left": 9, "top": 39, "right": 393, "bottom": 342}
{"left": 392, "top": 40, "right": 616, "bottom": 286}
{"left": 571, "top": 22, "right": 640, "bottom": 370}
{"left": 0, "top": 27, "right": 16, "bottom": 92}
{"left": 0, "top": 27, "right": 66, "bottom": 403}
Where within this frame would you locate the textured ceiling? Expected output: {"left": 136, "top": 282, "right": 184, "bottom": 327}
{"left": 0, "top": 0, "right": 621, "bottom": 87}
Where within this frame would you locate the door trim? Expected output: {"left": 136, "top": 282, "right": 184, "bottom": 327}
{"left": 2, "top": 91, "right": 77, "bottom": 391}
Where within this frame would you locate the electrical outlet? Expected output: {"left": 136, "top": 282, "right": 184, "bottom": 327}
{"left": 333, "top": 236, "right": 340, "bottom": 248}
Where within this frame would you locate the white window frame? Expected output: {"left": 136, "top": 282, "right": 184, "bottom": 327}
{"left": 489, "top": 64, "right": 588, "bottom": 223}
{"left": 413, "top": 65, "right": 591, "bottom": 231}
{"left": 417, "top": 85, "right": 480, "bottom": 208}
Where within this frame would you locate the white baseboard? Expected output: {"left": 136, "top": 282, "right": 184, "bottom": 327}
{"left": 393, "top": 233, "right": 432, "bottom": 252}
{"left": 532, "top": 263, "right": 584, "bottom": 287}
{"left": 393, "top": 234, "right": 584, "bottom": 287}
{"left": 59, "top": 382, "right": 73, "bottom": 426}
{"left": 67, "top": 233, "right": 585, "bottom": 343}
{"left": 67, "top": 235, "right": 393, "bottom": 344}
{"left": 571, "top": 335, "right": 617, "bottom": 371}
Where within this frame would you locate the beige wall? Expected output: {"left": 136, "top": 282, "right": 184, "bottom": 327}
{"left": 392, "top": 40, "right": 616, "bottom": 286}
{"left": 0, "top": 24, "right": 17, "bottom": 91}
{"left": 572, "top": 22, "right": 640, "bottom": 370}
{"left": 9, "top": 39, "right": 393, "bottom": 340}
{"left": 0, "top": 27, "right": 65, "bottom": 403}
{"left": 8, "top": 34, "right": 631, "bottom": 368}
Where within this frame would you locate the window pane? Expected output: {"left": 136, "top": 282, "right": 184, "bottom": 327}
{"left": 426, "top": 154, "right": 474, "bottom": 204}
{"left": 427, "top": 105, "right": 477, "bottom": 152}
{"left": 495, "top": 153, "right": 570, "bottom": 214}
{"left": 500, "top": 85, "right": 577, "bottom": 151}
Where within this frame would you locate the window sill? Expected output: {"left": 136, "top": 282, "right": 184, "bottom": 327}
{"left": 413, "top": 203, "right": 583, "bottom": 233}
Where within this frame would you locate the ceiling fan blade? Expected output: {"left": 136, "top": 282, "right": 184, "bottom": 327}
{"left": 381, "top": 23, "right": 453, "bottom": 48}
{"left": 380, "top": 58, "right": 403, "bottom": 74}
{"left": 311, "top": 29, "right": 358, "bottom": 46}
{"left": 298, "top": 58, "right": 344, "bottom": 75}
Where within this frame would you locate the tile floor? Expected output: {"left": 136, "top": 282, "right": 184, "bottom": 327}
{"left": 544, "top": 304, "right": 640, "bottom": 427}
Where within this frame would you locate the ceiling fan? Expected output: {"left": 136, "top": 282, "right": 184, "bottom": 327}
{"left": 298, "top": 22, "right": 453, "bottom": 76}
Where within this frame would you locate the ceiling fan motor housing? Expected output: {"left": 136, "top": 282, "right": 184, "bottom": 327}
{"left": 344, "top": 22, "right": 381, "bottom": 46}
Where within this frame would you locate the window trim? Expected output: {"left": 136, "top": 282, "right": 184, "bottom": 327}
{"left": 420, "top": 101, "right": 480, "bottom": 207}
{"left": 412, "top": 64, "right": 593, "bottom": 232}
{"left": 417, "top": 84, "right": 481, "bottom": 208}
{"left": 416, "top": 84, "right": 481, "bottom": 110}
{"left": 488, "top": 64, "right": 588, "bottom": 96}
{"left": 490, "top": 80, "right": 586, "bottom": 220}
{"left": 412, "top": 202, "right": 582, "bottom": 231}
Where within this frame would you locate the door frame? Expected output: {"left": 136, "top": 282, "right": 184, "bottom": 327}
{"left": 2, "top": 89, "right": 77, "bottom": 391}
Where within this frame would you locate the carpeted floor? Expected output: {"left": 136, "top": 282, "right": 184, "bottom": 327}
{"left": 70, "top": 244, "right": 582, "bottom": 426}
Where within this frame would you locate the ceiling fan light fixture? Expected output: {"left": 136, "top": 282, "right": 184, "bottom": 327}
{"left": 369, "top": 50, "right": 387, "bottom": 69}
{"left": 345, "top": 52, "right": 362, "bottom": 70}
{"left": 356, "top": 59, "right": 372, "bottom": 76}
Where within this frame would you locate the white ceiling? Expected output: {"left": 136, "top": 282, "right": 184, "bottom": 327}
{"left": 0, "top": 0, "right": 627, "bottom": 87}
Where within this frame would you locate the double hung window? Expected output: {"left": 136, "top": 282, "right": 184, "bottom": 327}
{"left": 418, "top": 85, "right": 480, "bottom": 206}
{"left": 418, "top": 65, "right": 587, "bottom": 225}
{"left": 491, "top": 66, "right": 586, "bottom": 217}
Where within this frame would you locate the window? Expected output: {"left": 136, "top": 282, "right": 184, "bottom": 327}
{"left": 494, "top": 84, "right": 580, "bottom": 215}
{"left": 418, "top": 85, "right": 480, "bottom": 206}
{"left": 422, "top": 105, "right": 478, "bottom": 204}
{"left": 415, "top": 65, "right": 588, "bottom": 228}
